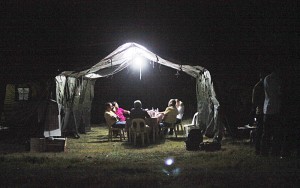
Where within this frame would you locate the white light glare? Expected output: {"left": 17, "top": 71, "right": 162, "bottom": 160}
{"left": 165, "top": 158, "right": 174, "bottom": 166}
{"left": 133, "top": 56, "right": 144, "bottom": 68}
{"left": 131, "top": 56, "right": 145, "bottom": 80}
{"left": 85, "top": 73, "right": 102, "bottom": 78}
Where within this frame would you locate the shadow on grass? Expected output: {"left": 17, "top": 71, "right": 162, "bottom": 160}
{"left": 86, "top": 127, "right": 175, "bottom": 148}
{"left": 166, "top": 137, "right": 186, "bottom": 142}
{"left": 222, "top": 137, "right": 252, "bottom": 146}
{"left": 87, "top": 135, "right": 124, "bottom": 143}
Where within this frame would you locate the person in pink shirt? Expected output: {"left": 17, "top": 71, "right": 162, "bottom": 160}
{"left": 112, "top": 101, "right": 130, "bottom": 121}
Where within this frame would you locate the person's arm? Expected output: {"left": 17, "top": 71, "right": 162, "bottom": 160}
{"left": 129, "top": 109, "right": 133, "bottom": 119}
{"left": 159, "top": 107, "right": 168, "bottom": 114}
{"left": 104, "top": 112, "right": 116, "bottom": 122}
{"left": 123, "top": 109, "right": 130, "bottom": 114}
{"left": 110, "top": 112, "right": 118, "bottom": 121}
{"left": 162, "top": 108, "right": 170, "bottom": 120}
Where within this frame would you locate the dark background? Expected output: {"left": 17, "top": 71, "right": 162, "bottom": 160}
{"left": 1, "top": 0, "right": 298, "bottom": 126}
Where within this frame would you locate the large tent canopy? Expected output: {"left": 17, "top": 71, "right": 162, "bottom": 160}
{"left": 55, "top": 42, "right": 222, "bottom": 139}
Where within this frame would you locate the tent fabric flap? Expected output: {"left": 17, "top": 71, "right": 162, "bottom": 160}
{"left": 55, "top": 75, "right": 95, "bottom": 134}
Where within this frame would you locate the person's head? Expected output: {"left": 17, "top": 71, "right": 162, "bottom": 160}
{"left": 168, "top": 99, "right": 176, "bottom": 107}
{"left": 175, "top": 99, "right": 183, "bottom": 107}
{"left": 134, "top": 100, "right": 142, "bottom": 108}
{"left": 112, "top": 101, "right": 119, "bottom": 109}
{"left": 105, "top": 102, "right": 113, "bottom": 111}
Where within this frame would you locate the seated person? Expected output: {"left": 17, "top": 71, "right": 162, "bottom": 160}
{"left": 160, "top": 99, "right": 179, "bottom": 135}
{"left": 112, "top": 101, "right": 130, "bottom": 121}
{"left": 104, "top": 102, "right": 126, "bottom": 129}
{"left": 130, "top": 100, "right": 151, "bottom": 119}
{"left": 175, "top": 99, "right": 184, "bottom": 124}
{"left": 129, "top": 100, "right": 151, "bottom": 136}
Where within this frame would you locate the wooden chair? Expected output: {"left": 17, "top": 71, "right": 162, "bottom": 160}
{"left": 130, "top": 118, "right": 150, "bottom": 146}
{"left": 107, "top": 123, "right": 125, "bottom": 142}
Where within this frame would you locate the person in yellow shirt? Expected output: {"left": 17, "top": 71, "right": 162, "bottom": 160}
{"left": 159, "top": 99, "right": 179, "bottom": 135}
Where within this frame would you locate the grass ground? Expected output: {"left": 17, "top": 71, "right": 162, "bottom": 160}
{"left": 0, "top": 123, "right": 299, "bottom": 187}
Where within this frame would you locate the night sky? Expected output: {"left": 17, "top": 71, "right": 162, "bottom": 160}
{"left": 1, "top": 1, "right": 298, "bottom": 124}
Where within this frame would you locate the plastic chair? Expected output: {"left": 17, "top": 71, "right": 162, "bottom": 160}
{"left": 107, "top": 123, "right": 125, "bottom": 142}
{"left": 183, "top": 112, "right": 199, "bottom": 137}
{"left": 174, "top": 118, "right": 184, "bottom": 133}
{"left": 130, "top": 118, "right": 150, "bottom": 146}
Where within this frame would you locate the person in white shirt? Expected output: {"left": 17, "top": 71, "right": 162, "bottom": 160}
{"left": 251, "top": 71, "right": 266, "bottom": 155}
{"left": 261, "top": 64, "right": 282, "bottom": 156}
{"left": 175, "top": 99, "right": 184, "bottom": 124}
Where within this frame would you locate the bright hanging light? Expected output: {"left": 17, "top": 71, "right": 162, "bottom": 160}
{"left": 132, "top": 56, "right": 144, "bottom": 68}
{"left": 132, "top": 56, "right": 145, "bottom": 80}
{"left": 124, "top": 47, "right": 147, "bottom": 80}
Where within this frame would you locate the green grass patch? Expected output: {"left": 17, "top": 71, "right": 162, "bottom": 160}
{"left": 0, "top": 125, "right": 299, "bottom": 187}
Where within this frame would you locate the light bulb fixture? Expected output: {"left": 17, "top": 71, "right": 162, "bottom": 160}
{"left": 175, "top": 70, "right": 180, "bottom": 78}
